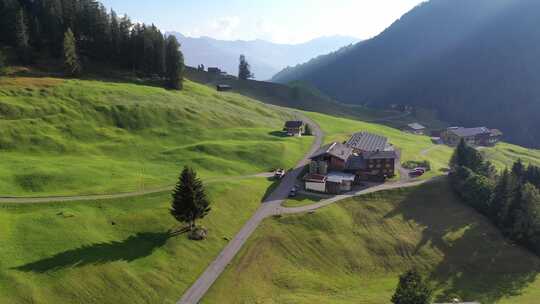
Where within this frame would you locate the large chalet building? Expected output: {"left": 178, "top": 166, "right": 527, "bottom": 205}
{"left": 305, "top": 132, "right": 398, "bottom": 194}
{"left": 441, "top": 127, "right": 502, "bottom": 146}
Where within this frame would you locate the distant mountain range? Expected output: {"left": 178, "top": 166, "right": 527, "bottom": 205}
{"left": 272, "top": 0, "right": 540, "bottom": 148}
{"left": 167, "top": 32, "right": 359, "bottom": 80}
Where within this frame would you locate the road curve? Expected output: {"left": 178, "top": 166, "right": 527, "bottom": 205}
{"left": 177, "top": 112, "right": 323, "bottom": 304}
{"left": 279, "top": 176, "right": 443, "bottom": 215}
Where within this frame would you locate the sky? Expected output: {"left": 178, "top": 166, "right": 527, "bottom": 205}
{"left": 100, "top": 0, "right": 426, "bottom": 44}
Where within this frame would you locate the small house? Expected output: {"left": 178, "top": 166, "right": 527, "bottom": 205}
{"left": 207, "top": 67, "right": 222, "bottom": 74}
{"left": 283, "top": 121, "right": 305, "bottom": 136}
{"left": 216, "top": 84, "right": 232, "bottom": 92}
{"left": 442, "top": 127, "right": 502, "bottom": 146}
{"left": 404, "top": 123, "right": 426, "bottom": 135}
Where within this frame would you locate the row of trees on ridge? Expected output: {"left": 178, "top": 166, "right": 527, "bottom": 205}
{"left": 450, "top": 139, "right": 540, "bottom": 255}
{"left": 0, "top": 0, "right": 184, "bottom": 89}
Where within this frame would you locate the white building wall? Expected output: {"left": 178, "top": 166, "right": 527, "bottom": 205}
{"left": 305, "top": 181, "right": 326, "bottom": 193}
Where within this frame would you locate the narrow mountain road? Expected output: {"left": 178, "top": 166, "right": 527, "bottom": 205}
{"left": 279, "top": 176, "right": 443, "bottom": 215}
{"left": 177, "top": 110, "right": 444, "bottom": 304}
{"left": 0, "top": 173, "right": 274, "bottom": 204}
{"left": 177, "top": 112, "right": 323, "bottom": 304}
{"left": 420, "top": 144, "right": 441, "bottom": 156}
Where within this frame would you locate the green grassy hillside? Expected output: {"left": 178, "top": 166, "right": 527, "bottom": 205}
{"left": 0, "top": 178, "right": 277, "bottom": 303}
{"left": 0, "top": 77, "right": 312, "bottom": 196}
{"left": 204, "top": 180, "right": 540, "bottom": 304}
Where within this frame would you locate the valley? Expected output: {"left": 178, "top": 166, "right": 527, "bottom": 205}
{"left": 2, "top": 0, "right": 540, "bottom": 303}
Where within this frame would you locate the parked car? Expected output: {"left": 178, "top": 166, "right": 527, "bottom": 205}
{"left": 274, "top": 169, "right": 286, "bottom": 179}
{"left": 409, "top": 169, "right": 424, "bottom": 177}
{"left": 412, "top": 167, "right": 426, "bottom": 174}
{"left": 289, "top": 187, "right": 297, "bottom": 197}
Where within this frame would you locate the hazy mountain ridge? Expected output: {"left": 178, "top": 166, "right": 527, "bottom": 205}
{"left": 272, "top": 0, "right": 540, "bottom": 148}
{"left": 168, "top": 32, "right": 359, "bottom": 80}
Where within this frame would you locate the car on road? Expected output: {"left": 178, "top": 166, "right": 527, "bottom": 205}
{"left": 409, "top": 169, "right": 425, "bottom": 177}
{"left": 412, "top": 167, "right": 426, "bottom": 174}
{"left": 289, "top": 187, "right": 297, "bottom": 197}
{"left": 274, "top": 168, "right": 286, "bottom": 179}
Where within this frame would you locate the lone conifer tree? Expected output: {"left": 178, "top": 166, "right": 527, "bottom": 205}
{"left": 165, "top": 36, "right": 184, "bottom": 90}
{"left": 63, "top": 28, "right": 81, "bottom": 76}
{"left": 391, "top": 269, "right": 433, "bottom": 304}
{"left": 238, "top": 54, "right": 254, "bottom": 80}
{"left": 170, "top": 166, "right": 211, "bottom": 231}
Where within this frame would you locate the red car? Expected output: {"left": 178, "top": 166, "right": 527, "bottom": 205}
{"left": 409, "top": 169, "right": 425, "bottom": 177}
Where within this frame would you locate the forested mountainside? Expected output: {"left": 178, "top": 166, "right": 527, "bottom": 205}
{"left": 272, "top": 0, "right": 540, "bottom": 148}
{"left": 0, "top": 0, "right": 180, "bottom": 77}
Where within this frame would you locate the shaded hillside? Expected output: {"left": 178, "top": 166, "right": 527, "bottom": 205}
{"left": 170, "top": 32, "right": 359, "bottom": 80}
{"left": 272, "top": 0, "right": 540, "bottom": 148}
{"left": 204, "top": 180, "right": 540, "bottom": 304}
{"left": 185, "top": 67, "right": 410, "bottom": 124}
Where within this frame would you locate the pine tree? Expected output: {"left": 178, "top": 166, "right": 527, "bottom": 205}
{"left": 509, "top": 183, "right": 540, "bottom": 244}
{"left": 512, "top": 159, "right": 525, "bottom": 181}
{"left": 238, "top": 54, "right": 254, "bottom": 80}
{"left": 491, "top": 169, "right": 516, "bottom": 228}
{"left": 304, "top": 123, "right": 312, "bottom": 136}
{"left": 449, "top": 138, "right": 493, "bottom": 177}
{"left": 391, "top": 269, "right": 433, "bottom": 304}
{"left": 170, "top": 166, "right": 211, "bottom": 231}
{"left": 63, "top": 28, "right": 81, "bottom": 76}
{"left": 15, "top": 8, "right": 31, "bottom": 63}
{"left": 165, "top": 35, "right": 184, "bottom": 90}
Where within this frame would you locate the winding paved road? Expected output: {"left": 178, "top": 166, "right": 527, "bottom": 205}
{"left": 177, "top": 112, "right": 323, "bottom": 304}
{"left": 177, "top": 111, "right": 442, "bottom": 304}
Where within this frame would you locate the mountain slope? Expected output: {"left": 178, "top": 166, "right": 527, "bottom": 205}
{"left": 170, "top": 32, "right": 359, "bottom": 80}
{"left": 204, "top": 180, "right": 540, "bottom": 304}
{"left": 272, "top": 0, "right": 540, "bottom": 148}
{"left": 0, "top": 76, "right": 312, "bottom": 196}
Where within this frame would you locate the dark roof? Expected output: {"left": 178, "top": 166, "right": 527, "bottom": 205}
{"left": 216, "top": 84, "right": 232, "bottom": 89}
{"left": 407, "top": 123, "right": 426, "bottom": 130}
{"left": 284, "top": 121, "right": 304, "bottom": 128}
{"left": 490, "top": 129, "right": 503, "bottom": 137}
{"left": 304, "top": 173, "right": 327, "bottom": 182}
{"left": 310, "top": 142, "right": 353, "bottom": 161}
{"left": 346, "top": 132, "right": 388, "bottom": 152}
{"left": 363, "top": 150, "right": 398, "bottom": 160}
{"left": 448, "top": 127, "right": 491, "bottom": 137}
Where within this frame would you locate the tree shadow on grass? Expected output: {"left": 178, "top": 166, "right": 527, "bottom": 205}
{"left": 268, "top": 131, "right": 287, "bottom": 138}
{"left": 14, "top": 231, "right": 178, "bottom": 273}
{"left": 383, "top": 180, "right": 540, "bottom": 303}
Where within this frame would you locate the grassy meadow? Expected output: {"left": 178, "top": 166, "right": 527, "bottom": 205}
{"left": 0, "top": 77, "right": 312, "bottom": 196}
{"left": 204, "top": 180, "right": 540, "bottom": 304}
{"left": 0, "top": 177, "right": 278, "bottom": 303}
